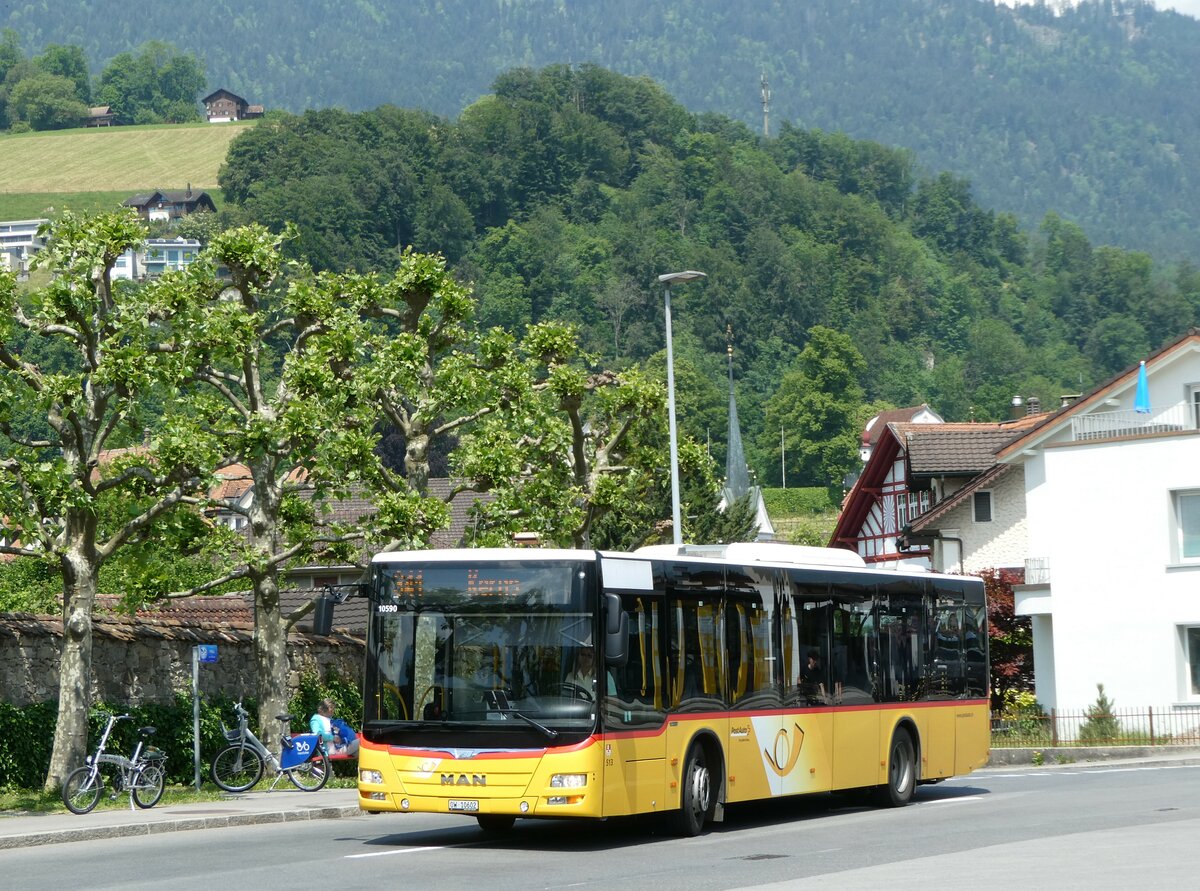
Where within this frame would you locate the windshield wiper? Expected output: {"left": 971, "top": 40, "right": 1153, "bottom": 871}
{"left": 482, "top": 689, "right": 558, "bottom": 739}
{"left": 511, "top": 709, "right": 558, "bottom": 740}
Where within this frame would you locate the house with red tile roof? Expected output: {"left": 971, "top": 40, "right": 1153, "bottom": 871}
{"left": 830, "top": 415, "right": 1040, "bottom": 571}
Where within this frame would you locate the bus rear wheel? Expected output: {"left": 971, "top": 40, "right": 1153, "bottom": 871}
{"left": 670, "top": 745, "right": 714, "bottom": 837}
{"left": 874, "top": 729, "right": 916, "bottom": 808}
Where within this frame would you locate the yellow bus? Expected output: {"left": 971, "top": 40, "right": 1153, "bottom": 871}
{"left": 355, "top": 543, "right": 989, "bottom": 836}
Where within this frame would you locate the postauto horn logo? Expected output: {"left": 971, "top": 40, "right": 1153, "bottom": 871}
{"left": 762, "top": 722, "right": 805, "bottom": 777}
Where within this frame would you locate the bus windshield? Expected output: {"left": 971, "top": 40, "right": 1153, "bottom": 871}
{"left": 364, "top": 559, "right": 598, "bottom": 748}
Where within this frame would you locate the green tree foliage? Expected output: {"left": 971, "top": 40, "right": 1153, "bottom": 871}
{"left": 7, "top": 71, "right": 87, "bottom": 130}
{"left": 208, "top": 64, "right": 1196, "bottom": 485}
{"left": 0, "top": 211, "right": 214, "bottom": 790}
{"left": 11, "top": 1, "right": 1200, "bottom": 255}
{"left": 760, "top": 327, "right": 866, "bottom": 488}
{"left": 94, "top": 40, "right": 204, "bottom": 124}
{"left": 33, "top": 43, "right": 90, "bottom": 104}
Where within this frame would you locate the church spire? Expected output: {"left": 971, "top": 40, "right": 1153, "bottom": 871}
{"left": 725, "top": 324, "right": 751, "bottom": 499}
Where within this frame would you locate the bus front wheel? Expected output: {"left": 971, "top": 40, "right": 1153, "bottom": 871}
{"left": 671, "top": 745, "right": 713, "bottom": 837}
{"left": 874, "top": 729, "right": 916, "bottom": 808}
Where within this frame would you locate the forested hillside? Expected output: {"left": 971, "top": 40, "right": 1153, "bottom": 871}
{"left": 205, "top": 65, "right": 1200, "bottom": 488}
{"left": 6, "top": 0, "right": 1200, "bottom": 257}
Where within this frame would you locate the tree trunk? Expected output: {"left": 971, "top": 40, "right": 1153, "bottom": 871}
{"left": 253, "top": 573, "right": 291, "bottom": 741}
{"left": 404, "top": 428, "right": 431, "bottom": 494}
{"left": 44, "top": 549, "right": 98, "bottom": 791}
{"left": 247, "top": 459, "right": 292, "bottom": 739}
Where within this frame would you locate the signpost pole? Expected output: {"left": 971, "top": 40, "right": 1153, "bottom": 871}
{"left": 192, "top": 644, "right": 218, "bottom": 791}
{"left": 192, "top": 645, "right": 201, "bottom": 791}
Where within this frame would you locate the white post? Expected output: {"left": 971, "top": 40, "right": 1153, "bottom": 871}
{"left": 664, "top": 283, "right": 682, "bottom": 547}
{"left": 781, "top": 425, "right": 786, "bottom": 489}
{"left": 658, "top": 271, "right": 705, "bottom": 548}
{"left": 192, "top": 646, "right": 201, "bottom": 791}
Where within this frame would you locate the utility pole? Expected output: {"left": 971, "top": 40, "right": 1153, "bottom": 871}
{"left": 781, "top": 425, "right": 786, "bottom": 489}
{"left": 761, "top": 72, "right": 770, "bottom": 138}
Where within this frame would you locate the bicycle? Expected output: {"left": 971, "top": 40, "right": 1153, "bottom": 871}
{"left": 61, "top": 712, "right": 167, "bottom": 815}
{"left": 210, "top": 700, "right": 330, "bottom": 792}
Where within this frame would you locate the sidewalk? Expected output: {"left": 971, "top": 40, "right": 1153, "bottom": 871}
{"left": 0, "top": 786, "right": 362, "bottom": 851}
{"left": 984, "top": 744, "right": 1200, "bottom": 769}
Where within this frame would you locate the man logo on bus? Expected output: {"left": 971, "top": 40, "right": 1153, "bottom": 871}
{"left": 441, "top": 773, "right": 487, "bottom": 786}
{"left": 763, "top": 723, "right": 805, "bottom": 777}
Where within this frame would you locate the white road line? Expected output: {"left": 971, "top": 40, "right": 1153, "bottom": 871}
{"left": 922, "top": 795, "right": 985, "bottom": 804}
{"left": 346, "top": 845, "right": 444, "bottom": 859}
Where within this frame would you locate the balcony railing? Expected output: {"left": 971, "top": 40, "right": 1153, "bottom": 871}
{"left": 1070, "top": 403, "right": 1194, "bottom": 442}
{"left": 1024, "top": 556, "right": 1050, "bottom": 584}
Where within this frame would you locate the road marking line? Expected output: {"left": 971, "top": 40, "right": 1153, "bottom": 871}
{"left": 346, "top": 845, "right": 443, "bottom": 859}
{"left": 922, "top": 795, "right": 985, "bottom": 804}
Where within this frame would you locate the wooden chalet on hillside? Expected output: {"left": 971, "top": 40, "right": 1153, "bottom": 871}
{"left": 202, "top": 89, "right": 265, "bottom": 123}
{"left": 122, "top": 188, "right": 217, "bottom": 223}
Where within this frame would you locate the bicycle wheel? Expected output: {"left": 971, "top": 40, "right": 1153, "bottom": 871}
{"left": 286, "top": 750, "right": 330, "bottom": 791}
{"left": 211, "top": 744, "right": 265, "bottom": 792}
{"left": 132, "top": 763, "right": 165, "bottom": 808}
{"left": 62, "top": 766, "right": 104, "bottom": 815}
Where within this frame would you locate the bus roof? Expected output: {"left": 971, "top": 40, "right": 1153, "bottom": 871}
{"left": 368, "top": 544, "right": 982, "bottom": 585}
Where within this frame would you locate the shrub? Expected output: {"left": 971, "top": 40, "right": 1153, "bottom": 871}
{"left": 1078, "top": 683, "right": 1122, "bottom": 743}
{"left": 0, "top": 693, "right": 244, "bottom": 790}
{"left": 762, "top": 486, "right": 838, "bottom": 516}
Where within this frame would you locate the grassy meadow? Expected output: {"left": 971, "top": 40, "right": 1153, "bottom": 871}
{"left": 0, "top": 122, "right": 253, "bottom": 218}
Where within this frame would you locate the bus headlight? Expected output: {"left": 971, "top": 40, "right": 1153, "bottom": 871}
{"left": 549, "top": 773, "right": 587, "bottom": 788}
{"left": 360, "top": 769, "right": 383, "bottom": 784}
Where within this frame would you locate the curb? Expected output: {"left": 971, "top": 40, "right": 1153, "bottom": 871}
{"left": 0, "top": 804, "right": 363, "bottom": 851}
{"left": 985, "top": 744, "right": 1200, "bottom": 768}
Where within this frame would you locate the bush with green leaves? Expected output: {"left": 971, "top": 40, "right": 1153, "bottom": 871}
{"left": 762, "top": 487, "right": 838, "bottom": 517}
{"left": 1078, "top": 683, "right": 1122, "bottom": 744}
{"left": 0, "top": 692, "right": 245, "bottom": 790}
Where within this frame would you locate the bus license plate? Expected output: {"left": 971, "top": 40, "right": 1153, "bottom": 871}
{"left": 448, "top": 799, "right": 479, "bottom": 812}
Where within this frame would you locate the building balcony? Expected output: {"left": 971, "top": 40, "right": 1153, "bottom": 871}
{"left": 1025, "top": 556, "right": 1050, "bottom": 584}
{"left": 1070, "top": 403, "right": 1195, "bottom": 442}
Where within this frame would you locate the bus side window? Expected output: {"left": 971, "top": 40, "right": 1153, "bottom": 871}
{"left": 783, "top": 571, "right": 832, "bottom": 708}
{"left": 929, "top": 594, "right": 965, "bottom": 698}
{"left": 963, "top": 602, "right": 987, "bottom": 698}
{"left": 831, "top": 586, "right": 875, "bottom": 706}
{"left": 603, "top": 594, "right": 667, "bottom": 730}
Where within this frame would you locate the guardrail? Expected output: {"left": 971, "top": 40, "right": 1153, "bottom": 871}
{"left": 991, "top": 705, "right": 1200, "bottom": 748}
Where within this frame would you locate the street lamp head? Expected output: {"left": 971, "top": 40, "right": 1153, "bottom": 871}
{"left": 658, "top": 270, "right": 707, "bottom": 286}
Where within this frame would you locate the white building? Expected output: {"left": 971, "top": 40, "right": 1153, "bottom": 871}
{"left": 112, "top": 238, "right": 202, "bottom": 281}
{"left": 0, "top": 219, "right": 48, "bottom": 277}
{"left": 996, "top": 329, "right": 1200, "bottom": 713}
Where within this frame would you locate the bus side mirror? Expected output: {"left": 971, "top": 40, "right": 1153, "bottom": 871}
{"left": 604, "top": 593, "right": 629, "bottom": 667}
{"left": 313, "top": 594, "right": 335, "bottom": 636}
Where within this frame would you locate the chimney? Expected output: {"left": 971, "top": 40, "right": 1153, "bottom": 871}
{"left": 1026, "top": 396, "right": 1041, "bottom": 415}
{"left": 186, "top": 182, "right": 192, "bottom": 198}
{"left": 1010, "top": 395, "right": 1024, "bottom": 420}
{"left": 1060, "top": 394, "right": 1081, "bottom": 408}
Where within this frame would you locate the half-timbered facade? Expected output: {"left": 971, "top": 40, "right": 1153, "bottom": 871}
{"left": 831, "top": 417, "right": 1040, "bottom": 570}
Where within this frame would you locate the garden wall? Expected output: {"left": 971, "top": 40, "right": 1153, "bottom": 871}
{"left": 0, "top": 612, "right": 363, "bottom": 707}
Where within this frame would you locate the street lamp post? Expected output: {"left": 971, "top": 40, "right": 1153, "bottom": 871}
{"left": 658, "top": 270, "right": 706, "bottom": 547}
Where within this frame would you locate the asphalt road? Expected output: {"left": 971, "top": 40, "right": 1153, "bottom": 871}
{"left": 8, "top": 762, "right": 1199, "bottom": 890}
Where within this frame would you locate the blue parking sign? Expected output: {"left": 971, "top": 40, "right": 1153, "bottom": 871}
{"left": 197, "top": 644, "right": 218, "bottom": 663}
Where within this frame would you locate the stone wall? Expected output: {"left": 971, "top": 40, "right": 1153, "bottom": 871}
{"left": 0, "top": 612, "right": 363, "bottom": 707}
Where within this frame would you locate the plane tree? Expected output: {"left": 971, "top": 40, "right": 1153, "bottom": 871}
{"left": 0, "top": 211, "right": 213, "bottom": 790}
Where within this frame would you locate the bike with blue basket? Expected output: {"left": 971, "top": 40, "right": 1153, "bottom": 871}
{"left": 210, "top": 700, "right": 329, "bottom": 792}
